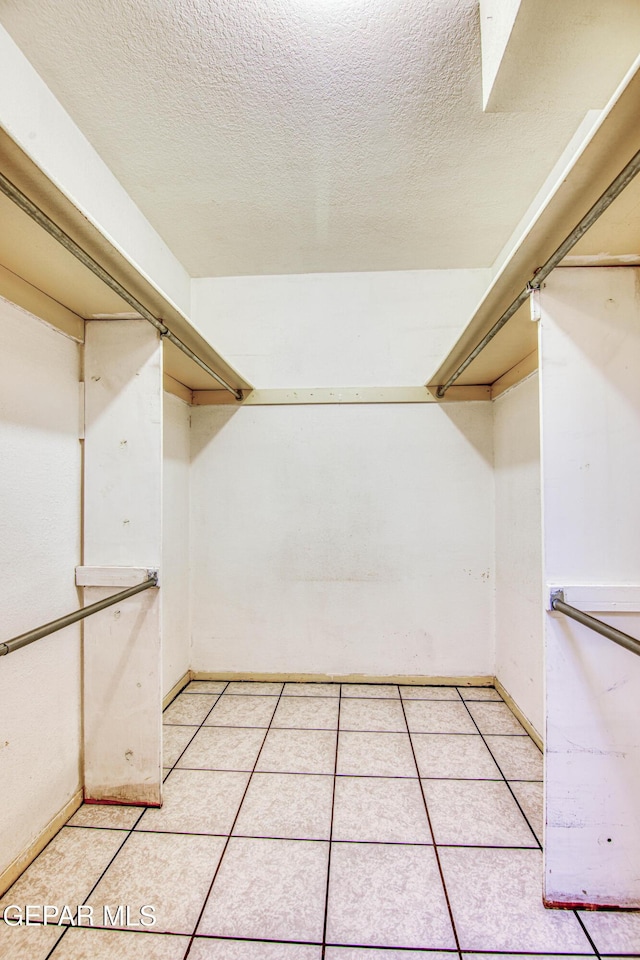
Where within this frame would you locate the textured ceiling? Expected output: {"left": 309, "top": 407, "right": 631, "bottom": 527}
{"left": 0, "top": 0, "right": 613, "bottom": 276}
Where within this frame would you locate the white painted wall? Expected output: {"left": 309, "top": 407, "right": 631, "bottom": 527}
{"left": 192, "top": 269, "right": 491, "bottom": 388}
{"left": 190, "top": 402, "right": 494, "bottom": 678}
{"left": 163, "top": 392, "right": 191, "bottom": 696}
{"left": 0, "top": 298, "right": 81, "bottom": 880}
{"left": 493, "top": 374, "right": 543, "bottom": 736}
{"left": 83, "top": 320, "right": 163, "bottom": 805}
{"left": 190, "top": 270, "right": 495, "bottom": 678}
{"left": 540, "top": 268, "right": 640, "bottom": 907}
{"left": 0, "top": 24, "right": 191, "bottom": 315}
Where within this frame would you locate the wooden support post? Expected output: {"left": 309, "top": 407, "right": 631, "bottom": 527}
{"left": 539, "top": 267, "right": 640, "bottom": 907}
{"left": 82, "top": 319, "right": 162, "bottom": 805}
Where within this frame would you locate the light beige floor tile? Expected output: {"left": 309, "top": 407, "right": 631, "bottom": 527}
{"left": 233, "top": 772, "right": 334, "bottom": 840}
{"left": 256, "top": 729, "right": 337, "bottom": 774}
{"left": 326, "top": 842, "right": 455, "bottom": 948}
{"left": 163, "top": 694, "right": 217, "bottom": 725}
{"left": 184, "top": 681, "right": 228, "bottom": 694}
{"left": 485, "top": 735, "right": 544, "bottom": 780}
{"left": 399, "top": 686, "right": 461, "bottom": 700}
{"left": 283, "top": 682, "right": 340, "bottom": 697}
{"left": 0, "top": 922, "right": 64, "bottom": 960}
{"left": 337, "top": 731, "right": 417, "bottom": 777}
{"left": 0, "top": 828, "right": 126, "bottom": 921}
{"left": 404, "top": 700, "right": 477, "bottom": 734}
{"left": 272, "top": 696, "right": 339, "bottom": 729}
{"left": 198, "top": 837, "right": 328, "bottom": 942}
{"left": 440, "top": 847, "right": 593, "bottom": 952}
{"left": 463, "top": 955, "right": 593, "bottom": 960}
{"left": 191, "top": 941, "right": 322, "bottom": 959}
{"left": 332, "top": 776, "right": 431, "bottom": 844}
{"left": 413, "top": 734, "right": 501, "bottom": 779}
{"left": 466, "top": 701, "right": 527, "bottom": 735}
{"left": 224, "top": 681, "right": 283, "bottom": 696}
{"left": 204, "top": 695, "right": 277, "bottom": 728}
{"left": 510, "top": 780, "right": 544, "bottom": 844}
{"left": 68, "top": 804, "right": 141, "bottom": 830}
{"left": 176, "top": 726, "right": 265, "bottom": 771}
{"left": 87, "top": 831, "right": 225, "bottom": 934}
{"left": 136, "top": 769, "right": 249, "bottom": 835}
{"left": 341, "top": 684, "right": 399, "bottom": 699}
{"left": 422, "top": 779, "right": 537, "bottom": 846}
{"left": 162, "top": 725, "right": 198, "bottom": 767}
{"left": 339, "top": 698, "right": 406, "bottom": 732}
{"left": 327, "top": 952, "right": 454, "bottom": 960}
{"left": 458, "top": 686, "right": 502, "bottom": 701}
{"left": 49, "top": 927, "right": 189, "bottom": 959}
{"left": 580, "top": 909, "right": 640, "bottom": 953}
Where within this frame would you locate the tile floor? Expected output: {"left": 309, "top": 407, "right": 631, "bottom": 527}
{"left": 1, "top": 681, "right": 639, "bottom": 959}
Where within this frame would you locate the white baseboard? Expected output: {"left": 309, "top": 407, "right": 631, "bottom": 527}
{"left": 0, "top": 789, "right": 83, "bottom": 897}
{"left": 494, "top": 677, "right": 543, "bottom": 749}
{"left": 162, "top": 670, "right": 193, "bottom": 709}
{"left": 191, "top": 670, "right": 495, "bottom": 686}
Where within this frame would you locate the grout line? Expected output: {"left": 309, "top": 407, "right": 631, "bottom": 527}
{"left": 162, "top": 690, "right": 223, "bottom": 720}
{"left": 43, "top": 803, "right": 152, "bottom": 956}
{"left": 166, "top": 720, "right": 526, "bottom": 737}
{"left": 457, "top": 699, "right": 542, "bottom": 850}
{"left": 194, "top": 727, "right": 525, "bottom": 737}
{"left": 166, "top": 764, "right": 543, "bottom": 783}
{"left": 325, "top": 948, "right": 597, "bottom": 956}
{"left": 163, "top": 683, "right": 230, "bottom": 775}
{"left": 42, "top": 924, "right": 189, "bottom": 938}
{"left": 14, "top": 810, "right": 148, "bottom": 959}
{"left": 181, "top": 691, "right": 235, "bottom": 696}
{"left": 397, "top": 693, "right": 463, "bottom": 959}
{"left": 42, "top": 927, "right": 600, "bottom": 957}
{"left": 60, "top": 822, "right": 542, "bottom": 850}
{"left": 35, "top": 920, "right": 603, "bottom": 955}
{"left": 188, "top": 933, "right": 325, "bottom": 946}
{"left": 182, "top": 683, "right": 286, "bottom": 960}
{"left": 573, "top": 909, "right": 602, "bottom": 959}
{"left": 321, "top": 682, "right": 342, "bottom": 960}
{"left": 323, "top": 947, "right": 591, "bottom": 955}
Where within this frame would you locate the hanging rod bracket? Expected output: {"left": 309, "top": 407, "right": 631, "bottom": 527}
{"left": 549, "top": 587, "right": 640, "bottom": 658}
{"left": 550, "top": 587, "right": 565, "bottom": 610}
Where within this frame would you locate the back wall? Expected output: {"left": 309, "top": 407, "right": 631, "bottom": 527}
{"left": 190, "top": 401, "right": 494, "bottom": 678}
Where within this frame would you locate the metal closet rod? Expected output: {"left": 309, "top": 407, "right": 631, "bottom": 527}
{"left": 0, "top": 575, "right": 158, "bottom": 657}
{"left": 0, "top": 171, "right": 243, "bottom": 401}
{"left": 551, "top": 590, "right": 640, "bottom": 658}
{"left": 436, "top": 144, "right": 640, "bottom": 397}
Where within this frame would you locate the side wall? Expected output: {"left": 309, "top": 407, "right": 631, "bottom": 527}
{"left": 493, "top": 374, "right": 543, "bottom": 736}
{"left": 190, "top": 402, "right": 495, "bottom": 678}
{"left": 0, "top": 299, "right": 82, "bottom": 884}
{"left": 162, "top": 392, "right": 191, "bottom": 696}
